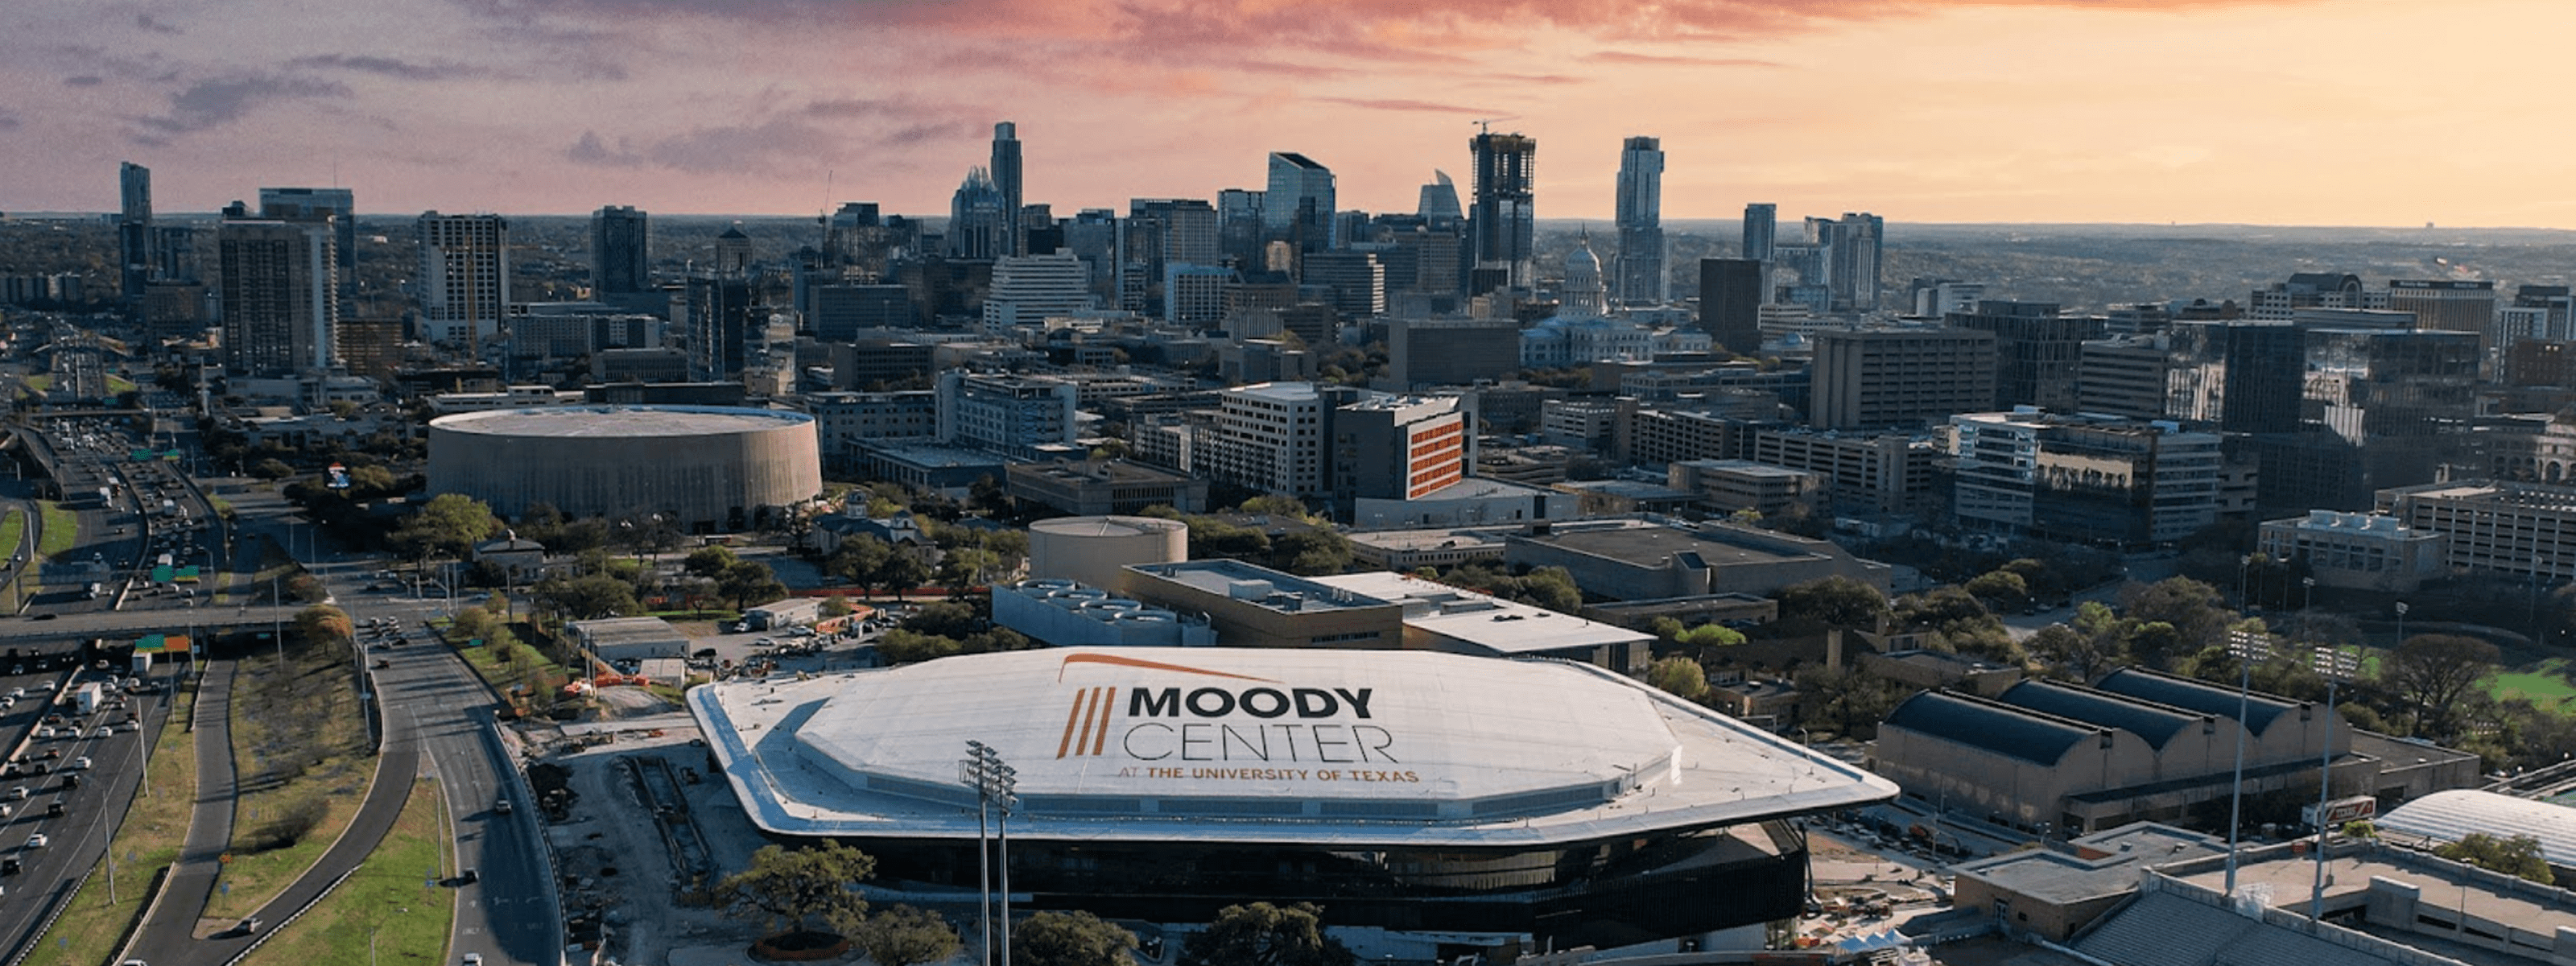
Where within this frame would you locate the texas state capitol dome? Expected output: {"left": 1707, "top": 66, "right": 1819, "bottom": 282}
{"left": 427, "top": 406, "right": 821, "bottom": 531}
{"left": 691, "top": 646, "right": 1897, "bottom": 949}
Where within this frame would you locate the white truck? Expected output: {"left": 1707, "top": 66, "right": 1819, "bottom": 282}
{"left": 72, "top": 683, "right": 100, "bottom": 715}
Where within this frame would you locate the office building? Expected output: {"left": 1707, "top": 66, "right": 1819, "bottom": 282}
{"left": 1946, "top": 300, "right": 2103, "bottom": 411}
{"left": 2385, "top": 279, "right": 2496, "bottom": 340}
{"left": 805, "top": 390, "right": 939, "bottom": 464}
{"left": 1418, "top": 170, "right": 1463, "bottom": 226}
{"left": 982, "top": 250, "right": 1094, "bottom": 328}
{"left": 1203, "top": 382, "right": 1337, "bottom": 497}
{"left": 1823, "top": 213, "right": 1884, "bottom": 312}
{"left": 990, "top": 122, "right": 1024, "bottom": 257}
{"left": 1740, "top": 202, "right": 1776, "bottom": 266}
{"left": 1699, "top": 258, "right": 1764, "bottom": 355}
{"left": 1385, "top": 317, "right": 1520, "bottom": 390}
{"left": 1004, "top": 460, "right": 1210, "bottom": 516}
{"left": 217, "top": 220, "right": 338, "bottom": 377}
{"left": 1331, "top": 393, "right": 1470, "bottom": 504}
{"left": 1164, "top": 264, "right": 1234, "bottom": 327}
{"left": 1217, "top": 188, "right": 1265, "bottom": 268}
{"left": 258, "top": 188, "right": 357, "bottom": 312}
{"left": 416, "top": 212, "right": 510, "bottom": 345}
{"left": 934, "top": 371, "right": 1080, "bottom": 458}
{"left": 1468, "top": 131, "right": 1538, "bottom": 293}
{"left": 2378, "top": 479, "right": 2576, "bottom": 584}
{"left": 1908, "top": 279, "right": 1986, "bottom": 319}
{"left": 1808, "top": 328, "right": 1998, "bottom": 430}
{"left": 118, "top": 161, "right": 154, "bottom": 299}
{"left": 2074, "top": 336, "right": 2173, "bottom": 420}
{"left": 1749, "top": 427, "right": 1941, "bottom": 515}
{"left": 2248, "top": 272, "right": 2384, "bottom": 321}
{"left": 684, "top": 275, "right": 755, "bottom": 381}
{"left": 1505, "top": 518, "right": 1892, "bottom": 601}
{"left": 2254, "top": 510, "right": 2446, "bottom": 593}
{"left": 1298, "top": 251, "right": 1385, "bottom": 320}
{"left": 2166, "top": 321, "right": 2304, "bottom": 434}
{"left": 947, "top": 167, "right": 1009, "bottom": 259}
{"left": 1612, "top": 136, "right": 1666, "bottom": 305}
{"left": 1263, "top": 152, "right": 1336, "bottom": 252}
{"left": 589, "top": 205, "right": 650, "bottom": 297}
{"left": 2304, "top": 328, "right": 2479, "bottom": 445}
{"left": 1951, "top": 411, "right": 2222, "bottom": 546}
{"left": 811, "top": 284, "right": 914, "bottom": 340}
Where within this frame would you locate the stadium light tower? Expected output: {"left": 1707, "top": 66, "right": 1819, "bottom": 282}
{"left": 961, "top": 741, "right": 1018, "bottom": 966}
{"left": 2310, "top": 645, "right": 2360, "bottom": 919}
{"left": 2223, "top": 627, "right": 2272, "bottom": 896}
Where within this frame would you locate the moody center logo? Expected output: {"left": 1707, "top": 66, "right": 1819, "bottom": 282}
{"left": 1054, "top": 653, "right": 1398, "bottom": 766}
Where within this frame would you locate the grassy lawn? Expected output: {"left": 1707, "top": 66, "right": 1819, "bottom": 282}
{"left": 35, "top": 501, "right": 78, "bottom": 559}
{"left": 213, "top": 638, "right": 373, "bottom": 920}
{"left": 105, "top": 374, "right": 136, "bottom": 394}
{"left": 18, "top": 375, "right": 51, "bottom": 396}
{"left": 0, "top": 509, "right": 24, "bottom": 556}
{"left": 20, "top": 677, "right": 203, "bottom": 966}
{"left": 237, "top": 779, "right": 453, "bottom": 966}
{"left": 457, "top": 642, "right": 572, "bottom": 701}
{"left": 2492, "top": 657, "right": 2576, "bottom": 712}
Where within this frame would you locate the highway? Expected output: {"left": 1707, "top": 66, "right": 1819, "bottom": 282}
{"left": 0, "top": 665, "right": 175, "bottom": 963}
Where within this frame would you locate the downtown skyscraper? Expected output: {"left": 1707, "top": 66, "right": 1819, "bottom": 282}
{"left": 1468, "top": 130, "right": 1537, "bottom": 294}
{"left": 1613, "top": 136, "right": 1666, "bottom": 305}
{"left": 118, "top": 162, "right": 154, "bottom": 299}
{"left": 1264, "top": 151, "right": 1336, "bottom": 253}
{"left": 991, "top": 122, "right": 1024, "bottom": 257}
{"left": 217, "top": 216, "right": 338, "bottom": 376}
{"left": 258, "top": 187, "right": 357, "bottom": 312}
{"left": 591, "top": 204, "right": 650, "bottom": 297}
{"left": 415, "top": 213, "right": 510, "bottom": 345}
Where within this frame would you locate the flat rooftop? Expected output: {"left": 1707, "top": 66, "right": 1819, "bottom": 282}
{"left": 568, "top": 616, "right": 687, "bottom": 646}
{"left": 1310, "top": 572, "right": 1652, "bottom": 655}
{"left": 1516, "top": 520, "right": 1815, "bottom": 568}
{"left": 1126, "top": 559, "right": 1390, "bottom": 614}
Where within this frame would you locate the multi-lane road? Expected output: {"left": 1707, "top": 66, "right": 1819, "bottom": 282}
{"left": 0, "top": 664, "right": 175, "bottom": 962}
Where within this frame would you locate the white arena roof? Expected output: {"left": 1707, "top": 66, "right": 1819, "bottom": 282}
{"left": 431, "top": 405, "right": 811, "bottom": 438}
{"left": 2378, "top": 789, "right": 2576, "bottom": 871}
{"left": 690, "top": 648, "right": 1897, "bottom": 848}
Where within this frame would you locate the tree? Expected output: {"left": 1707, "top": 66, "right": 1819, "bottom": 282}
{"left": 1014, "top": 910, "right": 1137, "bottom": 966}
{"left": 714, "top": 843, "right": 876, "bottom": 937}
{"left": 1778, "top": 576, "right": 1891, "bottom": 630}
{"left": 684, "top": 545, "right": 740, "bottom": 580}
{"left": 718, "top": 559, "right": 790, "bottom": 612}
{"left": 1963, "top": 570, "right": 2031, "bottom": 612}
{"left": 533, "top": 573, "right": 639, "bottom": 621}
{"left": 2433, "top": 832, "right": 2555, "bottom": 885}
{"left": 1270, "top": 529, "right": 1353, "bottom": 576}
{"left": 1674, "top": 624, "right": 1746, "bottom": 649}
{"left": 2116, "top": 577, "right": 2231, "bottom": 662}
{"left": 821, "top": 597, "right": 855, "bottom": 618}
{"left": 875, "top": 553, "right": 932, "bottom": 601}
{"left": 876, "top": 630, "right": 963, "bottom": 664}
{"left": 394, "top": 493, "right": 502, "bottom": 562}
{"left": 852, "top": 906, "right": 961, "bottom": 966}
{"left": 1516, "top": 566, "right": 1583, "bottom": 614}
{"left": 2380, "top": 634, "right": 2502, "bottom": 739}
{"left": 829, "top": 537, "right": 896, "bottom": 595}
{"left": 290, "top": 605, "right": 352, "bottom": 650}
{"left": 1645, "top": 656, "right": 1709, "bottom": 700}
{"left": 1180, "top": 902, "right": 1356, "bottom": 966}
{"left": 1797, "top": 664, "right": 1908, "bottom": 739}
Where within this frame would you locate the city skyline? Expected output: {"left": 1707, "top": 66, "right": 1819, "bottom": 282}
{"left": 5, "top": 0, "right": 2572, "bottom": 226}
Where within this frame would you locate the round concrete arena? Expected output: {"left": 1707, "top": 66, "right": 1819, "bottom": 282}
{"left": 427, "top": 406, "right": 822, "bottom": 530}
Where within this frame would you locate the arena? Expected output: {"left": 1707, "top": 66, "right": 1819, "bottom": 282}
{"left": 689, "top": 648, "right": 1897, "bottom": 953}
{"left": 427, "top": 406, "right": 822, "bottom": 531}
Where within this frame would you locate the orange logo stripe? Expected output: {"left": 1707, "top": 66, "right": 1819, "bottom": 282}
{"left": 1056, "top": 688, "right": 1091, "bottom": 758}
{"left": 1058, "top": 652, "right": 1278, "bottom": 683}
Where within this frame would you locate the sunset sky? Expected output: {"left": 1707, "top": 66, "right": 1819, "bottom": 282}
{"left": 8, "top": 0, "right": 2573, "bottom": 227}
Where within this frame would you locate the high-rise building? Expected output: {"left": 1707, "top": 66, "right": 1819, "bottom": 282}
{"left": 1809, "top": 328, "right": 1998, "bottom": 430}
{"left": 1699, "top": 258, "right": 1764, "bottom": 355}
{"left": 259, "top": 187, "right": 357, "bottom": 312}
{"left": 2165, "top": 321, "right": 2304, "bottom": 434}
{"left": 1613, "top": 136, "right": 1666, "bottom": 305}
{"left": 590, "top": 205, "right": 650, "bottom": 297}
{"left": 1945, "top": 300, "right": 2102, "bottom": 411}
{"left": 947, "top": 167, "right": 1009, "bottom": 259}
{"left": 2497, "top": 285, "right": 2576, "bottom": 357}
{"left": 1298, "top": 251, "right": 1385, "bottom": 320}
{"left": 1951, "top": 411, "right": 2222, "bottom": 546}
{"left": 2074, "top": 336, "right": 2172, "bottom": 421}
{"left": 119, "top": 162, "right": 154, "bottom": 299}
{"left": 991, "top": 122, "right": 1024, "bottom": 257}
{"left": 1823, "top": 213, "right": 1884, "bottom": 312}
{"left": 2386, "top": 279, "right": 2499, "bottom": 369}
{"left": 415, "top": 212, "right": 510, "bottom": 345}
{"left": 935, "top": 372, "right": 1080, "bottom": 458}
{"left": 1218, "top": 188, "right": 1265, "bottom": 268}
{"left": 217, "top": 219, "right": 338, "bottom": 377}
{"left": 684, "top": 275, "right": 755, "bottom": 381}
{"left": 1741, "top": 203, "right": 1776, "bottom": 264}
{"left": 1468, "top": 131, "right": 1538, "bottom": 294}
{"left": 1418, "top": 171, "right": 1463, "bottom": 227}
{"left": 983, "top": 250, "right": 1094, "bottom": 328}
{"left": 1264, "top": 152, "right": 1336, "bottom": 253}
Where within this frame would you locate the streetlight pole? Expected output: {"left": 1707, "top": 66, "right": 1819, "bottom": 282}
{"left": 2223, "top": 627, "right": 2272, "bottom": 897}
{"left": 2394, "top": 601, "right": 2409, "bottom": 646}
{"left": 2239, "top": 555, "right": 2254, "bottom": 611}
{"left": 2311, "top": 645, "right": 2359, "bottom": 920}
{"left": 961, "top": 741, "right": 1017, "bottom": 966}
